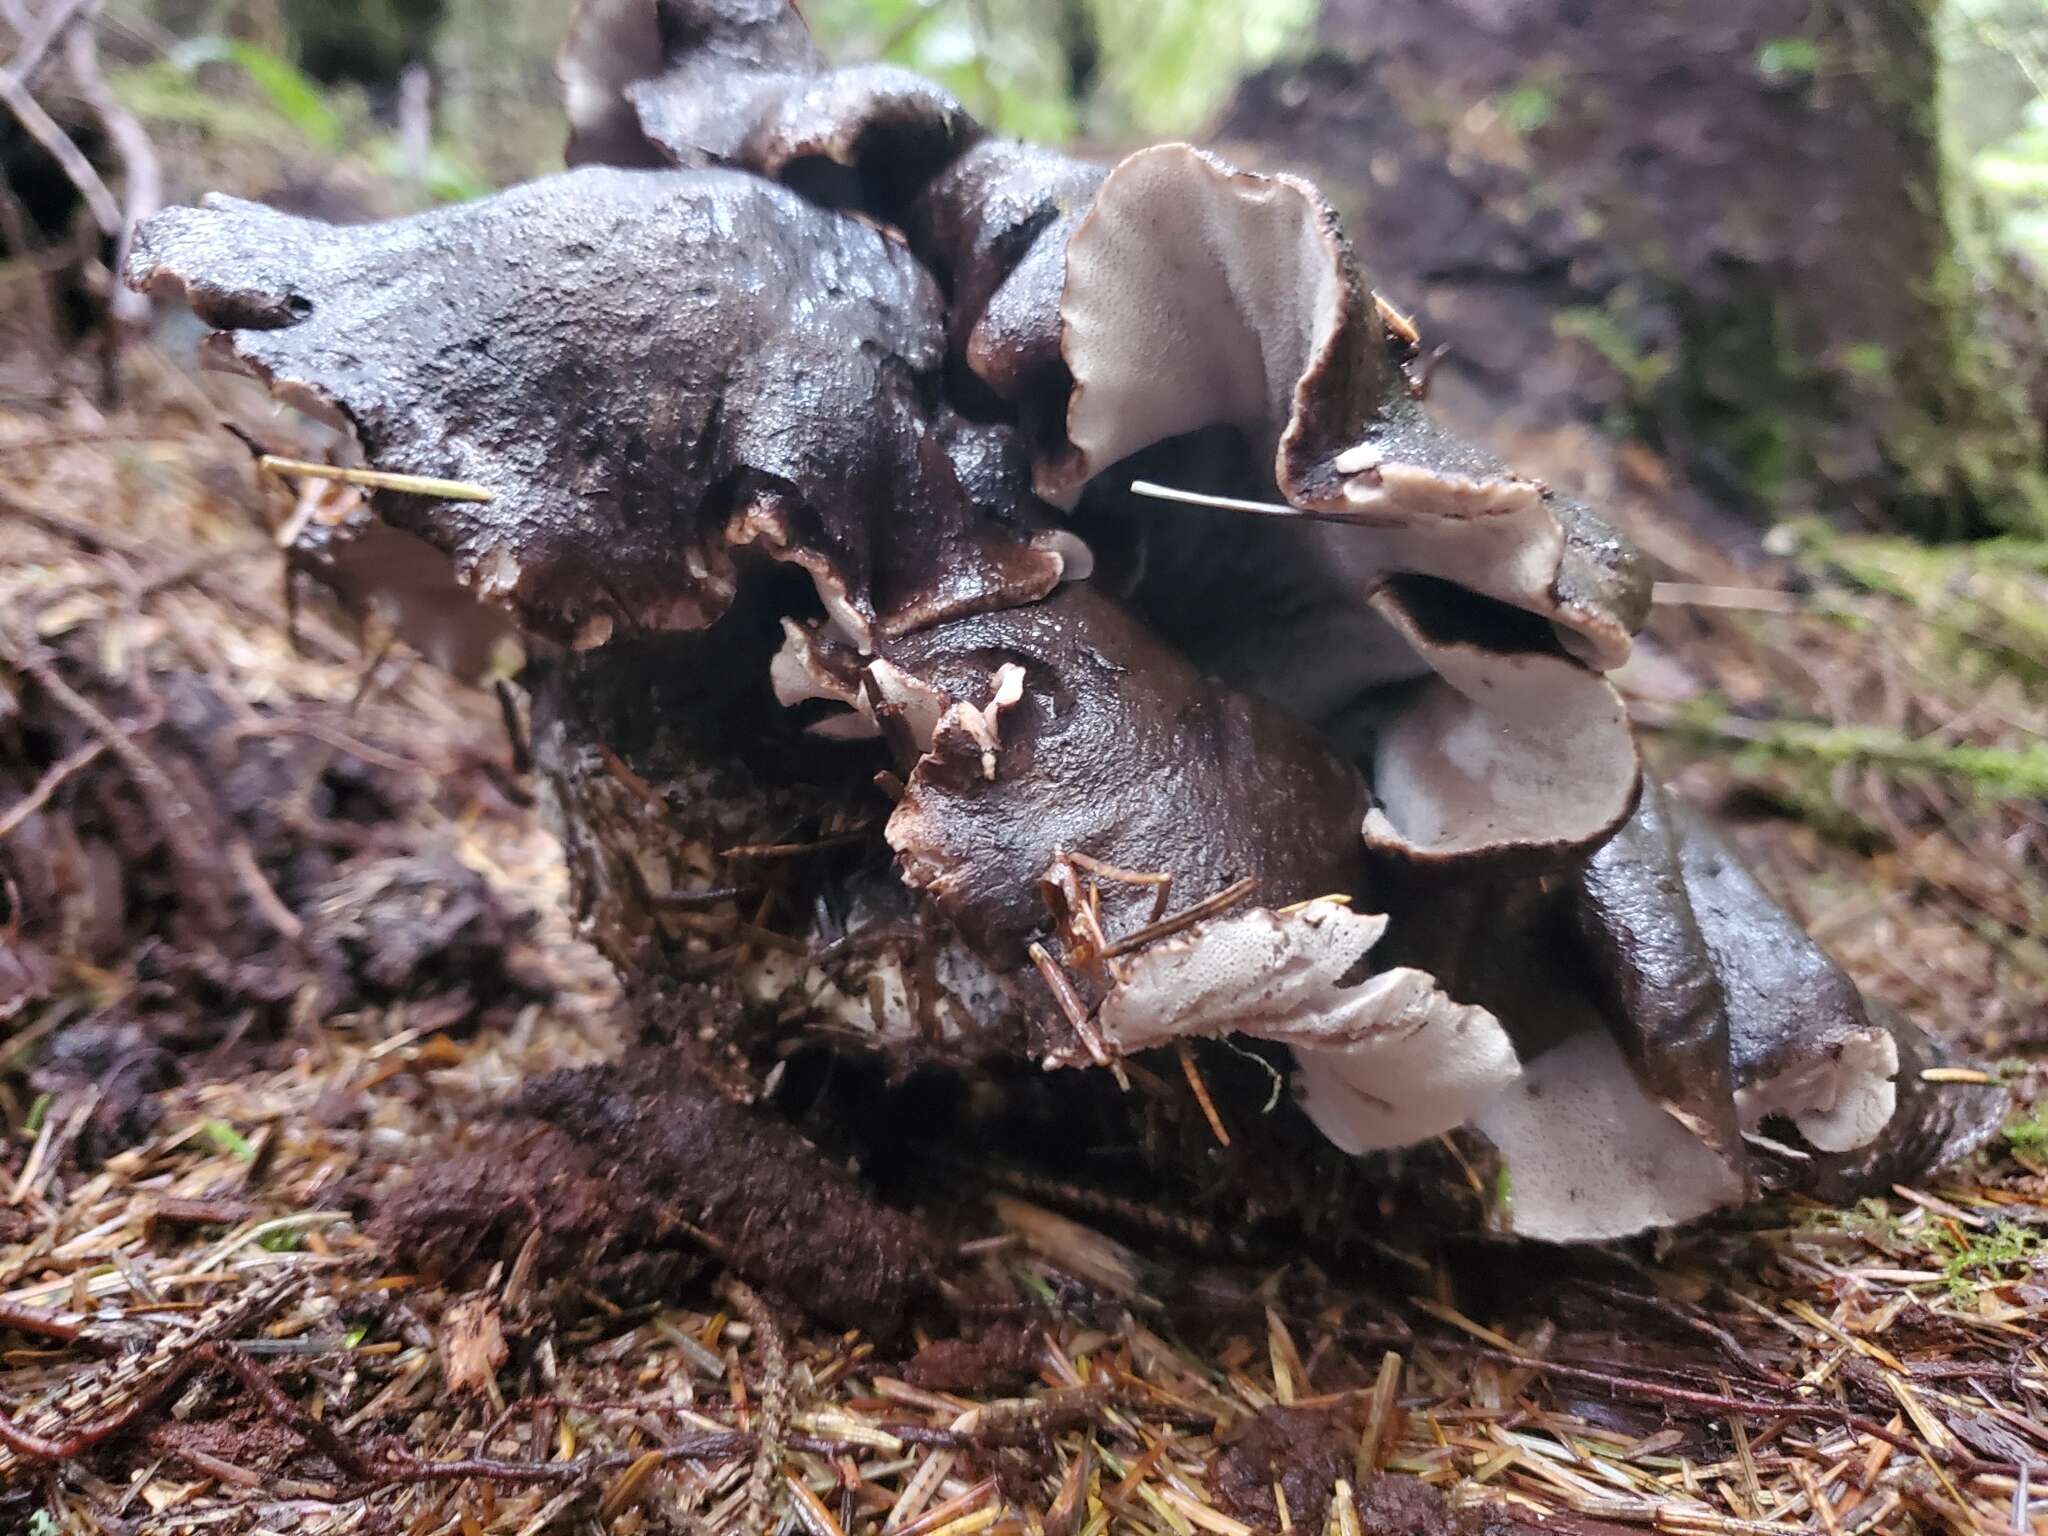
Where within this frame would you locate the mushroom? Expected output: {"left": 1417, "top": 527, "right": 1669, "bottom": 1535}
{"left": 125, "top": 0, "right": 2004, "bottom": 1246}
{"left": 126, "top": 167, "right": 1066, "bottom": 652}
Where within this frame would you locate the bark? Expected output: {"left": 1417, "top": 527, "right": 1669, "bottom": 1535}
{"left": 1216, "top": 0, "right": 2048, "bottom": 539}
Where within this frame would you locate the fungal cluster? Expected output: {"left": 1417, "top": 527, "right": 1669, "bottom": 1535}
{"left": 125, "top": 0, "right": 2002, "bottom": 1240}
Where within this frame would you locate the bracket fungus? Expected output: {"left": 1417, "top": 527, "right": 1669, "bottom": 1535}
{"left": 126, "top": 0, "right": 2003, "bottom": 1244}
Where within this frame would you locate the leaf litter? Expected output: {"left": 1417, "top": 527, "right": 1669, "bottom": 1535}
{"left": 2, "top": 375, "right": 2046, "bottom": 1534}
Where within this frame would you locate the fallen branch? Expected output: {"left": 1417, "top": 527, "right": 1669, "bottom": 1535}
{"left": 62, "top": 7, "right": 161, "bottom": 335}
{"left": 0, "top": 35, "right": 119, "bottom": 234}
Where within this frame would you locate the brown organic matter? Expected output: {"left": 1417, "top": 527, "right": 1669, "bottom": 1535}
{"left": 373, "top": 1047, "right": 942, "bottom": 1335}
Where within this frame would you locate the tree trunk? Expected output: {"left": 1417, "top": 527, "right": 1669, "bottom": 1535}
{"left": 1216, "top": 0, "right": 2048, "bottom": 539}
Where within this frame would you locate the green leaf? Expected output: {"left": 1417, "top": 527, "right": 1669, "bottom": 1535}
{"left": 169, "top": 37, "right": 345, "bottom": 150}
{"left": 1499, "top": 82, "right": 1555, "bottom": 134}
{"left": 201, "top": 1119, "right": 257, "bottom": 1162}
{"left": 24, "top": 1091, "right": 52, "bottom": 1135}
{"left": 1757, "top": 37, "right": 1819, "bottom": 82}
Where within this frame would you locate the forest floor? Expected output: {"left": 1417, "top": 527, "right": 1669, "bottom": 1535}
{"left": 3, "top": 336, "right": 2048, "bottom": 1536}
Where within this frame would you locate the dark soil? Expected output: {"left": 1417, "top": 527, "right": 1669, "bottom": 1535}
{"left": 2, "top": 630, "right": 548, "bottom": 1161}
{"left": 372, "top": 1046, "right": 945, "bottom": 1336}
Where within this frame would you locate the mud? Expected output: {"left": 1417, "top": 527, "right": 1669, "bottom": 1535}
{"left": 373, "top": 1046, "right": 943, "bottom": 1336}
{"left": 1210, "top": 1404, "right": 1358, "bottom": 1531}
{"left": 902, "top": 1319, "right": 1045, "bottom": 1393}
{"left": 1214, "top": 1407, "right": 1531, "bottom": 1536}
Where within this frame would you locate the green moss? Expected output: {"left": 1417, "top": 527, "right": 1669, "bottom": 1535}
{"left": 112, "top": 57, "right": 344, "bottom": 151}
{"left": 1553, "top": 306, "right": 1672, "bottom": 395}
{"left": 1938, "top": 1218, "right": 2040, "bottom": 1300}
{"left": 1732, "top": 721, "right": 2048, "bottom": 800}
{"left": 1795, "top": 523, "right": 2048, "bottom": 681}
{"left": 2005, "top": 1103, "right": 2048, "bottom": 1153}
{"left": 200, "top": 1118, "right": 256, "bottom": 1162}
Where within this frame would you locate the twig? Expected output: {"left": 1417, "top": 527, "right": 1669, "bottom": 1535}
{"left": 651, "top": 885, "right": 748, "bottom": 910}
{"left": 207, "top": 1343, "right": 376, "bottom": 1480}
{"left": 1029, "top": 941, "right": 1111, "bottom": 1068}
{"left": 1175, "top": 1041, "right": 1231, "bottom": 1147}
{"left": 0, "top": 45, "right": 119, "bottom": 234}
{"left": 1, "top": 623, "right": 230, "bottom": 931}
{"left": 724, "top": 1278, "right": 790, "bottom": 1534}
{"left": 1572, "top": 1280, "right": 1791, "bottom": 1387}
{"left": 1100, "top": 875, "right": 1259, "bottom": 958}
{"left": 0, "top": 1297, "right": 84, "bottom": 1344}
{"left": 720, "top": 827, "right": 873, "bottom": 859}
{"left": 1063, "top": 851, "right": 1173, "bottom": 924}
{"left": 1457, "top": 1345, "right": 2038, "bottom": 1475}
{"left": 494, "top": 676, "right": 531, "bottom": 773}
{"left": 258, "top": 455, "right": 496, "bottom": 504}
{"left": 3, "top": 0, "right": 95, "bottom": 82}
{"left": 0, "top": 729, "right": 113, "bottom": 839}
{"left": 62, "top": 4, "right": 159, "bottom": 335}
{"left": 225, "top": 838, "right": 303, "bottom": 942}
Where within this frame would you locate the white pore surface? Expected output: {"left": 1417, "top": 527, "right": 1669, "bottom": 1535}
{"left": 1363, "top": 595, "right": 1637, "bottom": 861}
{"left": 1290, "top": 969, "right": 1523, "bottom": 1150}
{"left": 1096, "top": 901, "right": 1520, "bottom": 1151}
{"left": 1472, "top": 1027, "right": 1745, "bottom": 1242}
{"left": 1735, "top": 1026, "right": 1901, "bottom": 1154}
{"left": 1059, "top": 145, "right": 1344, "bottom": 499}
{"left": 1308, "top": 459, "right": 1625, "bottom": 669}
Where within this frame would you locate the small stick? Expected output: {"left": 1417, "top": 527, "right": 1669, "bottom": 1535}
{"left": 0, "top": 62, "right": 120, "bottom": 233}
{"left": 1129, "top": 479, "right": 1300, "bottom": 519}
{"left": 1408, "top": 341, "right": 1452, "bottom": 400}
{"left": 5, "top": 0, "right": 97, "bottom": 83}
{"left": 0, "top": 734, "right": 110, "bottom": 840}
{"left": 258, "top": 455, "right": 495, "bottom": 504}
{"left": 1028, "top": 941, "right": 1111, "bottom": 1069}
{"left": 63, "top": 9, "right": 161, "bottom": 336}
{"left": 1356, "top": 1350, "right": 1403, "bottom": 1480}
{"left": 1101, "top": 875, "right": 1259, "bottom": 959}
{"left": 2, "top": 626, "right": 229, "bottom": 932}
{"left": 207, "top": 1343, "right": 376, "bottom": 1481}
{"left": 1373, "top": 290, "right": 1420, "bottom": 347}
{"left": 651, "top": 885, "right": 749, "bottom": 910}
{"left": 1175, "top": 1042, "right": 1230, "bottom": 1147}
{"left": 1064, "top": 851, "right": 1173, "bottom": 924}
{"left": 493, "top": 677, "right": 531, "bottom": 773}
{"left": 720, "top": 828, "right": 872, "bottom": 860}
{"left": 0, "top": 1297, "right": 85, "bottom": 1345}
{"left": 1128, "top": 478, "right": 1475, "bottom": 528}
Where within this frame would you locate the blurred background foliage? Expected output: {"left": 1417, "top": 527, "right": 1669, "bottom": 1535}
{"left": 1946, "top": 0, "right": 2048, "bottom": 266}
{"left": 89, "top": 0, "right": 2048, "bottom": 275}
{"left": 95, "top": 0, "right": 1320, "bottom": 213}
{"left": 89, "top": 0, "right": 2048, "bottom": 257}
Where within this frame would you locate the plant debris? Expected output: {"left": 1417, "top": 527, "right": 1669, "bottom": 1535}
{"left": 2, "top": 365, "right": 2046, "bottom": 1536}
